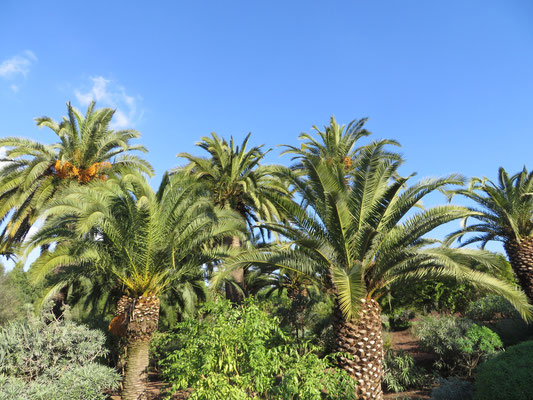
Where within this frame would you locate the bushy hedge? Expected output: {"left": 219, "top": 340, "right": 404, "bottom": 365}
{"left": 0, "top": 305, "right": 119, "bottom": 400}
{"left": 154, "top": 298, "right": 356, "bottom": 400}
{"left": 474, "top": 341, "right": 533, "bottom": 400}
{"left": 414, "top": 315, "right": 502, "bottom": 377}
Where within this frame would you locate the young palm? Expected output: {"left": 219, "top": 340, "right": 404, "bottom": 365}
{"left": 0, "top": 101, "right": 152, "bottom": 254}
{"left": 176, "top": 132, "right": 289, "bottom": 302}
{"left": 26, "top": 172, "right": 244, "bottom": 400}
{"left": 446, "top": 167, "right": 533, "bottom": 303}
{"left": 218, "top": 144, "right": 532, "bottom": 400}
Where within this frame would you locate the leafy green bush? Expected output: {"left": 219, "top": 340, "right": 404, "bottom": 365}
{"left": 465, "top": 295, "right": 519, "bottom": 321}
{"left": 0, "top": 305, "right": 119, "bottom": 400}
{"left": 382, "top": 349, "right": 427, "bottom": 393}
{"left": 431, "top": 377, "right": 473, "bottom": 400}
{"left": 388, "top": 308, "right": 416, "bottom": 331}
{"left": 474, "top": 341, "right": 533, "bottom": 400}
{"left": 155, "top": 298, "right": 356, "bottom": 399}
{"left": 465, "top": 294, "right": 531, "bottom": 346}
{"left": 414, "top": 316, "right": 502, "bottom": 377}
{"left": 0, "top": 264, "right": 41, "bottom": 325}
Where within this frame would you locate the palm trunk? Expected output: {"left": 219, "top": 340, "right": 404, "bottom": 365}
{"left": 110, "top": 294, "right": 160, "bottom": 400}
{"left": 333, "top": 298, "right": 384, "bottom": 400}
{"left": 123, "top": 339, "right": 150, "bottom": 400}
{"left": 287, "top": 286, "right": 308, "bottom": 338}
{"left": 225, "top": 235, "right": 245, "bottom": 304}
{"left": 504, "top": 237, "right": 533, "bottom": 304}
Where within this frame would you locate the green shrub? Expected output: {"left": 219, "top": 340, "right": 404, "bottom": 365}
{"left": 155, "top": 298, "right": 356, "bottom": 399}
{"left": 382, "top": 349, "right": 427, "bottom": 393}
{"left": 474, "top": 341, "right": 533, "bottom": 400}
{"left": 388, "top": 308, "right": 416, "bottom": 331}
{"left": 431, "top": 377, "right": 473, "bottom": 400}
{"left": 414, "top": 315, "right": 502, "bottom": 377}
{"left": 0, "top": 305, "right": 119, "bottom": 400}
{"left": 465, "top": 295, "right": 519, "bottom": 321}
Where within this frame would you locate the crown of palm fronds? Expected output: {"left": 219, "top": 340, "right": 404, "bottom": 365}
{"left": 446, "top": 167, "right": 533, "bottom": 246}
{"left": 176, "top": 132, "right": 290, "bottom": 233}
{"left": 0, "top": 101, "right": 153, "bottom": 252}
{"left": 26, "top": 172, "right": 246, "bottom": 303}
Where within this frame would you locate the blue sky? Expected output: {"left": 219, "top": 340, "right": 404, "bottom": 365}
{"left": 0, "top": 0, "right": 532, "bottom": 258}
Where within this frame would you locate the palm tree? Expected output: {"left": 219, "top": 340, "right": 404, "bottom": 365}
{"left": 281, "top": 116, "right": 401, "bottom": 182}
{"left": 26, "top": 172, "right": 245, "bottom": 400}
{"left": 176, "top": 132, "right": 288, "bottom": 302}
{"left": 446, "top": 167, "right": 533, "bottom": 303}
{"left": 217, "top": 133, "right": 532, "bottom": 400}
{"left": 0, "top": 101, "right": 153, "bottom": 254}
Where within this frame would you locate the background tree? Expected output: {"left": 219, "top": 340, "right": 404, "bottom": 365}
{"left": 0, "top": 101, "right": 153, "bottom": 255}
{"left": 26, "top": 172, "right": 245, "bottom": 400}
{"left": 176, "top": 132, "right": 288, "bottom": 302}
{"left": 446, "top": 167, "right": 533, "bottom": 303}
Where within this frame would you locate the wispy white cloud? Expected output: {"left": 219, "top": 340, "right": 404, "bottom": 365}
{"left": 0, "top": 50, "right": 37, "bottom": 79}
{"left": 74, "top": 76, "right": 142, "bottom": 129}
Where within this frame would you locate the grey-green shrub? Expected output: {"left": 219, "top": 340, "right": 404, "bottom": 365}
{"left": 474, "top": 341, "right": 533, "bottom": 400}
{"left": 0, "top": 305, "right": 119, "bottom": 400}
{"left": 414, "top": 315, "right": 502, "bottom": 377}
{"left": 465, "top": 295, "right": 519, "bottom": 321}
{"left": 431, "top": 377, "right": 473, "bottom": 400}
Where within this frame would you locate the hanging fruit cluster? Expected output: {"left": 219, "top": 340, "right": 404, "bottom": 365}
{"left": 53, "top": 160, "right": 112, "bottom": 183}
{"left": 343, "top": 156, "right": 352, "bottom": 170}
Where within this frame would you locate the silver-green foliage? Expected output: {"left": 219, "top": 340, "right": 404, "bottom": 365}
{"left": 155, "top": 299, "right": 356, "bottom": 400}
{"left": 431, "top": 377, "right": 473, "bottom": 400}
{"left": 414, "top": 315, "right": 502, "bottom": 377}
{"left": 0, "top": 305, "right": 119, "bottom": 400}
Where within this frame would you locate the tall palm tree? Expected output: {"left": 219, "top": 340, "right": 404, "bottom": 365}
{"left": 281, "top": 116, "right": 401, "bottom": 182}
{"left": 0, "top": 101, "right": 153, "bottom": 254}
{"left": 217, "top": 138, "right": 532, "bottom": 400}
{"left": 176, "top": 132, "right": 289, "bottom": 302}
{"left": 26, "top": 172, "right": 245, "bottom": 400}
{"left": 446, "top": 167, "right": 533, "bottom": 303}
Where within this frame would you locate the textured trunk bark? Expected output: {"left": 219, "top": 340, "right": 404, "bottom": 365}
{"left": 333, "top": 298, "right": 384, "bottom": 400}
{"left": 505, "top": 236, "right": 533, "bottom": 304}
{"left": 287, "top": 286, "right": 308, "bottom": 338}
{"left": 225, "top": 235, "right": 245, "bottom": 304}
{"left": 122, "top": 339, "right": 150, "bottom": 400}
{"left": 110, "top": 294, "right": 160, "bottom": 400}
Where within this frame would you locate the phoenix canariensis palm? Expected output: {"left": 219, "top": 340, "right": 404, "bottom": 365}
{"left": 26, "top": 172, "right": 245, "bottom": 400}
{"left": 176, "top": 132, "right": 289, "bottom": 302}
{"left": 446, "top": 167, "right": 533, "bottom": 303}
{"left": 217, "top": 131, "right": 532, "bottom": 400}
{"left": 281, "top": 116, "right": 401, "bottom": 181}
{"left": 0, "top": 101, "right": 153, "bottom": 255}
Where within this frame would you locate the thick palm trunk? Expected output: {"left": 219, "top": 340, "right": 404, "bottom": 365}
{"left": 225, "top": 235, "right": 245, "bottom": 304}
{"left": 333, "top": 298, "right": 384, "bottom": 400}
{"left": 123, "top": 339, "right": 150, "bottom": 400}
{"left": 110, "top": 294, "right": 160, "bottom": 400}
{"left": 505, "top": 236, "right": 533, "bottom": 304}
